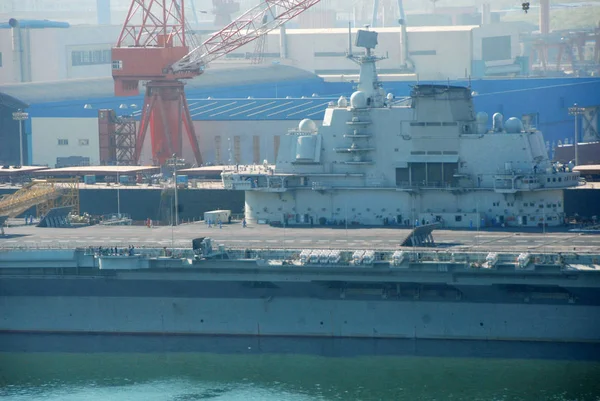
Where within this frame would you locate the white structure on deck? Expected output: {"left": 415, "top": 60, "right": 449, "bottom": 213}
{"left": 222, "top": 29, "right": 581, "bottom": 228}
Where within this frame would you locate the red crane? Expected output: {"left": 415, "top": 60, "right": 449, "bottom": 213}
{"left": 112, "top": 0, "right": 323, "bottom": 166}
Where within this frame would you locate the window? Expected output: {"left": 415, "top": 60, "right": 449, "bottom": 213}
{"left": 58, "top": 139, "right": 68, "bottom": 145}
{"left": 522, "top": 113, "right": 539, "bottom": 129}
{"left": 78, "top": 139, "right": 89, "bottom": 146}
{"left": 0, "top": 52, "right": 2, "bottom": 67}
{"left": 72, "top": 49, "right": 111, "bottom": 66}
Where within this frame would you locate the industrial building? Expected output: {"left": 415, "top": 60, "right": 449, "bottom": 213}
{"left": 0, "top": 21, "right": 526, "bottom": 84}
{"left": 1, "top": 62, "right": 599, "bottom": 168}
{"left": 0, "top": 64, "right": 336, "bottom": 167}
{"left": 0, "top": 0, "right": 599, "bottom": 169}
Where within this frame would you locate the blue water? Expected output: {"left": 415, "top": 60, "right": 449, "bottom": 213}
{"left": 1, "top": 335, "right": 599, "bottom": 401}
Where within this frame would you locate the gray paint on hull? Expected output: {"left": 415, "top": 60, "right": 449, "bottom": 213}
{"left": 2, "top": 296, "right": 598, "bottom": 343}
{"left": 3, "top": 333, "right": 600, "bottom": 360}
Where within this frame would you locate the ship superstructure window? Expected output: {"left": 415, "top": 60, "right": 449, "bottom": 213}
{"left": 0, "top": 52, "right": 2, "bottom": 67}
{"left": 522, "top": 113, "right": 539, "bottom": 129}
{"left": 72, "top": 49, "right": 111, "bottom": 66}
{"left": 79, "top": 139, "right": 89, "bottom": 146}
{"left": 58, "top": 139, "right": 68, "bottom": 146}
{"left": 396, "top": 162, "right": 458, "bottom": 187}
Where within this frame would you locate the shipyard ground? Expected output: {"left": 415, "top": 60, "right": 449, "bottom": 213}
{"left": 1, "top": 222, "right": 599, "bottom": 253}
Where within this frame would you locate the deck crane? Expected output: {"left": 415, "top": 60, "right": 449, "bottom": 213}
{"left": 112, "top": 0, "right": 322, "bottom": 166}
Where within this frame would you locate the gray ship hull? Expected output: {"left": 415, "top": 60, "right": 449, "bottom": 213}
{"left": 2, "top": 273, "right": 599, "bottom": 343}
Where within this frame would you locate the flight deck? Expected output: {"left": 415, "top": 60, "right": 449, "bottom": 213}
{"left": 1, "top": 222, "right": 598, "bottom": 253}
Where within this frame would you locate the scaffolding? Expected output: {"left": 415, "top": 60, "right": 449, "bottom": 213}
{"left": 251, "top": 33, "right": 267, "bottom": 64}
{"left": 0, "top": 178, "right": 80, "bottom": 219}
{"left": 114, "top": 116, "right": 137, "bottom": 165}
{"left": 98, "top": 110, "right": 137, "bottom": 166}
{"left": 36, "top": 178, "right": 80, "bottom": 218}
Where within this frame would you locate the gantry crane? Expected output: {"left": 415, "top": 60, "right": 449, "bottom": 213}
{"left": 112, "top": 0, "right": 322, "bottom": 166}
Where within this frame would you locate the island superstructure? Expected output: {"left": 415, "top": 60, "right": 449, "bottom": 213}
{"left": 222, "top": 29, "right": 581, "bottom": 228}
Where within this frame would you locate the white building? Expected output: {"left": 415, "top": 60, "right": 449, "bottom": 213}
{"left": 0, "top": 22, "right": 524, "bottom": 84}
{"left": 0, "top": 24, "right": 122, "bottom": 83}
{"left": 218, "top": 24, "right": 523, "bottom": 80}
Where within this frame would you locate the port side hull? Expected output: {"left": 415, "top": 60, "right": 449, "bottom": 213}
{"left": 2, "top": 295, "right": 598, "bottom": 343}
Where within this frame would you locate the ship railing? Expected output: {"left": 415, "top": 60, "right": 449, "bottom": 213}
{"left": 2, "top": 245, "right": 600, "bottom": 269}
{"left": 0, "top": 241, "right": 194, "bottom": 252}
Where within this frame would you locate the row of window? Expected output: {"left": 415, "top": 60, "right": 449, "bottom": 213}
{"left": 72, "top": 49, "right": 111, "bottom": 66}
{"left": 493, "top": 201, "right": 561, "bottom": 208}
{"left": 547, "top": 176, "right": 577, "bottom": 183}
{"left": 225, "top": 52, "right": 280, "bottom": 59}
{"left": 58, "top": 139, "right": 89, "bottom": 146}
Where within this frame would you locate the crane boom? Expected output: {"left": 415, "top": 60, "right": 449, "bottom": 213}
{"left": 171, "top": 0, "right": 322, "bottom": 73}
{"left": 112, "top": 0, "right": 322, "bottom": 166}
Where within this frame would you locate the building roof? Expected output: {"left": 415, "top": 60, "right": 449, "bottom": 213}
{"left": 0, "top": 92, "right": 28, "bottom": 109}
{"left": 280, "top": 26, "right": 477, "bottom": 35}
{"left": 185, "top": 97, "right": 335, "bottom": 120}
{"left": 574, "top": 165, "right": 600, "bottom": 173}
{"left": 0, "top": 20, "right": 70, "bottom": 29}
{"left": 0, "top": 64, "right": 319, "bottom": 105}
{"left": 0, "top": 166, "right": 48, "bottom": 176}
{"left": 179, "top": 166, "right": 229, "bottom": 173}
{"left": 34, "top": 166, "right": 160, "bottom": 176}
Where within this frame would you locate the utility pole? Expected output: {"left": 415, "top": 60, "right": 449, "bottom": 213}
{"left": 568, "top": 104, "right": 585, "bottom": 166}
{"left": 542, "top": 198, "right": 546, "bottom": 255}
{"left": 172, "top": 154, "right": 179, "bottom": 226}
{"left": 12, "top": 109, "right": 29, "bottom": 166}
{"left": 117, "top": 169, "right": 120, "bottom": 217}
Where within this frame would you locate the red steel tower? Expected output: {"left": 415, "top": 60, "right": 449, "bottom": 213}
{"left": 112, "top": 0, "right": 201, "bottom": 165}
{"left": 113, "top": 0, "right": 323, "bottom": 165}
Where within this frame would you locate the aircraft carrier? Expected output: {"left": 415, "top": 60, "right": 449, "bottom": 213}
{"left": 1, "top": 29, "right": 599, "bottom": 346}
{"left": 0, "top": 222, "right": 599, "bottom": 344}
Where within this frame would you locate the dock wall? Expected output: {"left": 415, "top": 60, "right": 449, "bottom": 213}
{"left": 0, "top": 188, "right": 245, "bottom": 222}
